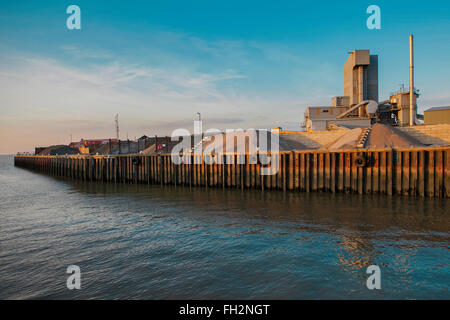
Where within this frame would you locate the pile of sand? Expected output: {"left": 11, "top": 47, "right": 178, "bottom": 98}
{"left": 322, "top": 128, "right": 363, "bottom": 150}
{"left": 278, "top": 133, "right": 319, "bottom": 150}
{"left": 365, "top": 124, "right": 425, "bottom": 149}
{"left": 199, "top": 130, "right": 311, "bottom": 153}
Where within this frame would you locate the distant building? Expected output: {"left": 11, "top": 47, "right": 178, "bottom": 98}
{"left": 82, "top": 139, "right": 117, "bottom": 146}
{"left": 35, "top": 147, "right": 46, "bottom": 155}
{"left": 389, "top": 91, "right": 419, "bottom": 126}
{"left": 343, "top": 50, "right": 378, "bottom": 108}
{"left": 304, "top": 106, "right": 371, "bottom": 131}
{"left": 70, "top": 139, "right": 118, "bottom": 148}
{"left": 331, "top": 96, "right": 350, "bottom": 108}
{"left": 304, "top": 50, "right": 378, "bottom": 131}
{"left": 424, "top": 106, "right": 450, "bottom": 125}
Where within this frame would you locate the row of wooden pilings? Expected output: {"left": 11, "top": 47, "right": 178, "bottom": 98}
{"left": 14, "top": 147, "right": 450, "bottom": 198}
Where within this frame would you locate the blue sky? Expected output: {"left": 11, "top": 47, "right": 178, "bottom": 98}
{"left": 1, "top": 0, "right": 450, "bottom": 153}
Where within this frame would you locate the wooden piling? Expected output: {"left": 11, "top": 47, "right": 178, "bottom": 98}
{"left": 13, "top": 146, "right": 450, "bottom": 198}
{"left": 427, "top": 150, "right": 435, "bottom": 197}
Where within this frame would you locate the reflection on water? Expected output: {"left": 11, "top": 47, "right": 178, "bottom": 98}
{"left": 0, "top": 155, "right": 449, "bottom": 299}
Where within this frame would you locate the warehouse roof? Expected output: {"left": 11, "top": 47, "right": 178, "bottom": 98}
{"left": 424, "top": 106, "right": 450, "bottom": 112}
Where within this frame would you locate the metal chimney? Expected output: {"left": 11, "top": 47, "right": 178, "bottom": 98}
{"left": 409, "top": 35, "right": 415, "bottom": 126}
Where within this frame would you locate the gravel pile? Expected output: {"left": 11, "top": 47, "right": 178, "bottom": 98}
{"left": 365, "top": 124, "right": 425, "bottom": 148}
{"left": 200, "top": 130, "right": 312, "bottom": 153}
{"left": 322, "top": 128, "right": 363, "bottom": 150}
{"left": 38, "top": 145, "right": 79, "bottom": 155}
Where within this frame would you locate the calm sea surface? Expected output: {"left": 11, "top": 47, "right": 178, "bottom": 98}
{"left": 0, "top": 155, "right": 448, "bottom": 299}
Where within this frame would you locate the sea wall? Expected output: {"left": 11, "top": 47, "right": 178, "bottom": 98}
{"left": 14, "top": 147, "right": 450, "bottom": 198}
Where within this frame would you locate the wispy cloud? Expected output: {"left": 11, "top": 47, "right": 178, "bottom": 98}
{"left": 60, "top": 45, "right": 112, "bottom": 60}
{"left": 0, "top": 50, "right": 296, "bottom": 153}
{"left": 0, "top": 31, "right": 342, "bottom": 153}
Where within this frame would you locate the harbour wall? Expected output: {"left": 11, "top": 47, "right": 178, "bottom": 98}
{"left": 14, "top": 147, "right": 450, "bottom": 198}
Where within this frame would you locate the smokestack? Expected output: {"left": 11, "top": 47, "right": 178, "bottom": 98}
{"left": 409, "top": 34, "right": 415, "bottom": 126}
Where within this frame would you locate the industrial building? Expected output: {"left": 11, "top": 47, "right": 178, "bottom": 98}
{"left": 304, "top": 105, "right": 371, "bottom": 131}
{"left": 305, "top": 50, "right": 378, "bottom": 131}
{"left": 343, "top": 50, "right": 378, "bottom": 107}
{"left": 424, "top": 106, "right": 450, "bottom": 125}
{"left": 304, "top": 36, "right": 421, "bottom": 131}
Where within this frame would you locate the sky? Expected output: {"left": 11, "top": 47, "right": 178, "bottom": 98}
{"left": 1, "top": 0, "right": 450, "bottom": 154}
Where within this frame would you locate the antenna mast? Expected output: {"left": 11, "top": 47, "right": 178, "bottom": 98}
{"left": 115, "top": 114, "right": 120, "bottom": 139}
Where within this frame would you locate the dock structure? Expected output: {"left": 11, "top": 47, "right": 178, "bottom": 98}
{"left": 14, "top": 147, "right": 450, "bottom": 198}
